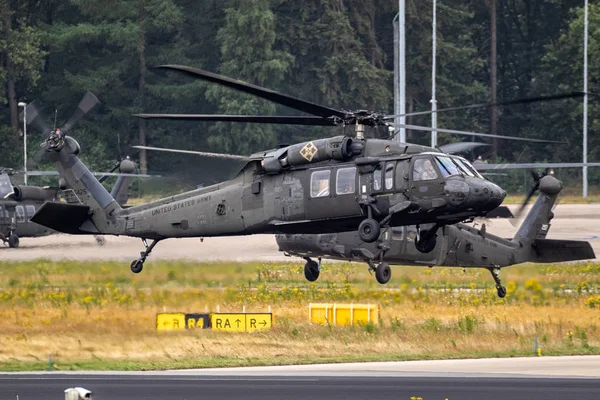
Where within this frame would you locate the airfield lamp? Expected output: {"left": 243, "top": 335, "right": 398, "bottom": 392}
{"left": 17, "top": 102, "right": 27, "bottom": 185}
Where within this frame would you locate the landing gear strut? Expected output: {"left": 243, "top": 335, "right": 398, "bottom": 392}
{"left": 303, "top": 257, "right": 320, "bottom": 282}
{"left": 488, "top": 267, "right": 507, "bottom": 298}
{"left": 130, "top": 238, "right": 161, "bottom": 274}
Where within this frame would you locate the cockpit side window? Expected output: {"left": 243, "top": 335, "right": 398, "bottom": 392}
{"left": 413, "top": 158, "right": 439, "bottom": 181}
{"left": 310, "top": 170, "right": 331, "bottom": 198}
{"left": 385, "top": 162, "right": 394, "bottom": 190}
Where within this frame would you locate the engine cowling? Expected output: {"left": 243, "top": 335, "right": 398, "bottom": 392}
{"left": 13, "top": 186, "right": 56, "bottom": 201}
{"left": 262, "top": 136, "right": 363, "bottom": 173}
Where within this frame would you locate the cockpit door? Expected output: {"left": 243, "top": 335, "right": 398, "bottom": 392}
{"left": 409, "top": 156, "right": 445, "bottom": 199}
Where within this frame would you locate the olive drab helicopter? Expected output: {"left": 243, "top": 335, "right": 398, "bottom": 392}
{"left": 276, "top": 171, "right": 597, "bottom": 297}
{"left": 30, "top": 64, "right": 586, "bottom": 276}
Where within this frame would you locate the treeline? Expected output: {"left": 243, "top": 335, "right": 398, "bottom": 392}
{"left": 0, "top": 0, "right": 598, "bottom": 192}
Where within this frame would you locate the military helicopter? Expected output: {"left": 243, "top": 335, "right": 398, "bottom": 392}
{"left": 276, "top": 174, "right": 595, "bottom": 298}
{"left": 0, "top": 159, "right": 143, "bottom": 248}
{"left": 0, "top": 168, "right": 57, "bottom": 247}
{"left": 30, "top": 64, "right": 585, "bottom": 275}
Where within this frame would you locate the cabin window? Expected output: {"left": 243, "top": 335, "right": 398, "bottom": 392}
{"left": 16, "top": 206, "right": 25, "bottom": 223}
{"left": 26, "top": 205, "right": 36, "bottom": 218}
{"left": 413, "top": 158, "right": 438, "bottom": 181}
{"left": 391, "top": 227, "right": 404, "bottom": 241}
{"left": 336, "top": 167, "right": 356, "bottom": 195}
{"left": 310, "top": 170, "right": 331, "bottom": 198}
{"left": 373, "top": 165, "right": 382, "bottom": 191}
{"left": 385, "top": 162, "right": 394, "bottom": 190}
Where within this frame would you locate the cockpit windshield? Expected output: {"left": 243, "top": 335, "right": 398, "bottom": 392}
{"left": 435, "top": 156, "right": 461, "bottom": 178}
{"left": 453, "top": 157, "right": 483, "bottom": 179}
{"left": 0, "top": 174, "right": 12, "bottom": 198}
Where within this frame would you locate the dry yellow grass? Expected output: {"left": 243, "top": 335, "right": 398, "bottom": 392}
{"left": 0, "top": 260, "right": 599, "bottom": 371}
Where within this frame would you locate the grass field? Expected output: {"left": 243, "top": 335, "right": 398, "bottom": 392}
{"left": 0, "top": 259, "right": 599, "bottom": 371}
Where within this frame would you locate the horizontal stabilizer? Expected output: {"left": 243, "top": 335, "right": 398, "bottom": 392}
{"left": 532, "top": 239, "right": 595, "bottom": 263}
{"left": 30, "top": 202, "right": 91, "bottom": 234}
{"left": 485, "top": 206, "right": 514, "bottom": 219}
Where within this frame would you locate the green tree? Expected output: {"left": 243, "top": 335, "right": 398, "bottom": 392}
{"left": 205, "top": 0, "right": 293, "bottom": 155}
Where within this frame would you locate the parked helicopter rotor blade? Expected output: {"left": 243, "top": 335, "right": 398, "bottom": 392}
{"left": 400, "top": 124, "right": 568, "bottom": 144}
{"left": 63, "top": 91, "right": 100, "bottom": 132}
{"left": 133, "top": 114, "right": 337, "bottom": 126}
{"left": 131, "top": 145, "right": 249, "bottom": 161}
{"left": 438, "top": 142, "right": 490, "bottom": 154}
{"left": 155, "top": 65, "right": 347, "bottom": 120}
{"left": 384, "top": 91, "right": 591, "bottom": 119}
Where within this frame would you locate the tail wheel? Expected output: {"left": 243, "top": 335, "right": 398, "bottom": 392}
{"left": 130, "top": 260, "right": 144, "bottom": 273}
{"left": 358, "top": 218, "right": 380, "bottom": 243}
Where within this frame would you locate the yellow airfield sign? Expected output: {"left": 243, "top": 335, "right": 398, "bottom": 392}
{"left": 211, "top": 313, "right": 273, "bottom": 332}
{"left": 156, "top": 313, "right": 210, "bottom": 331}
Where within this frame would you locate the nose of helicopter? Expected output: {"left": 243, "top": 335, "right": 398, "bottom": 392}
{"left": 469, "top": 178, "right": 506, "bottom": 210}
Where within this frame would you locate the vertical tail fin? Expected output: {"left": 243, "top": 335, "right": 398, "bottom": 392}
{"left": 513, "top": 175, "right": 562, "bottom": 246}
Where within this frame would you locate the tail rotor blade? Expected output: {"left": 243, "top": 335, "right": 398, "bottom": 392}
{"left": 19, "top": 101, "right": 52, "bottom": 137}
{"left": 63, "top": 91, "right": 100, "bottom": 132}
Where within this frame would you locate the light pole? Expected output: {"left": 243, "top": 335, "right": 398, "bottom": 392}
{"left": 17, "top": 102, "right": 27, "bottom": 185}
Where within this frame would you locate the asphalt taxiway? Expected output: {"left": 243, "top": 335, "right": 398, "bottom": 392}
{"left": 2, "top": 356, "right": 600, "bottom": 399}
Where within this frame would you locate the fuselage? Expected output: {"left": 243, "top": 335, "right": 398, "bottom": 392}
{"left": 276, "top": 223, "right": 523, "bottom": 269}
{"left": 109, "top": 139, "right": 506, "bottom": 239}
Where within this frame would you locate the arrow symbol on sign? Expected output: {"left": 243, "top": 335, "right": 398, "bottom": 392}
{"left": 260, "top": 320, "right": 267, "bottom": 327}
{"left": 235, "top": 319, "right": 241, "bottom": 327}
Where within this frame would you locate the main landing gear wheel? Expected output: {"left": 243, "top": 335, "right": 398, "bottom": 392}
{"left": 487, "top": 267, "right": 506, "bottom": 298}
{"left": 303, "top": 258, "right": 320, "bottom": 282}
{"left": 375, "top": 262, "right": 391, "bottom": 284}
{"left": 358, "top": 218, "right": 380, "bottom": 243}
{"left": 8, "top": 234, "right": 19, "bottom": 249}
{"left": 130, "top": 259, "right": 144, "bottom": 273}
{"left": 415, "top": 234, "right": 437, "bottom": 253}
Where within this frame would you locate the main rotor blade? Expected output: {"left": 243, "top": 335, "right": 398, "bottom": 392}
{"left": 438, "top": 142, "right": 490, "bottom": 154}
{"left": 131, "top": 145, "right": 249, "bottom": 161}
{"left": 63, "top": 91, "right": 100, "bottom": 132}
{"left": 133, "top": 114, "right": 337, "bottom": 126}
{"left": 399, "top": 124, "right": 567, "bottom": 144}
{"left": 27, "top": 170, "right": 156, "bottom": 177}
{"left": 385, "top": 91, "right": 590, "bottom": 119}
{"left": 155, "top": 65, "right": 346, "bottom": 120}
{"left": 474, "top": 162, "right": 600, "bottom": 170}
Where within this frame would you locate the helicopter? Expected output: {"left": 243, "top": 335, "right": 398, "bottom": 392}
{"left": 29, "top": 64, "right": 586, "bottom": 275}
{"left": 276, "top": 174, "right": 595, "bottom": 298}
{"left": 0, "top": 159, "right": 143, "bottom": 248}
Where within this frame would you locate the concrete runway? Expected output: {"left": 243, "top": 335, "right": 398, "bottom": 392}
{"left": 1, "top": 203, "right": 599, "bottom": 262}
{"left": 3, "top": 357, "right": 600, "bottom": 399}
